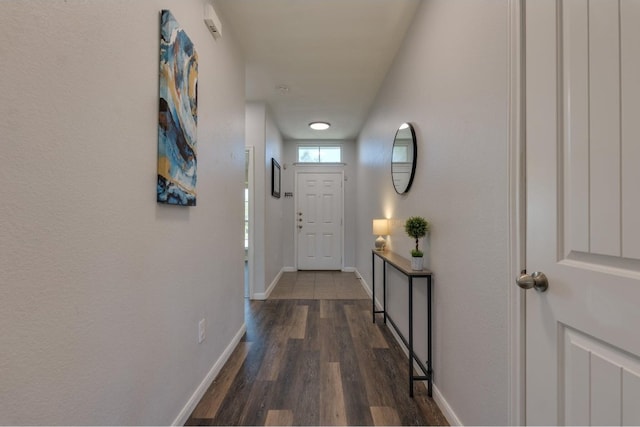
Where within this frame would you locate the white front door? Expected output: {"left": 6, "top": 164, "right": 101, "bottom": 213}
{"left": 296, "top": 172, "right": 343, "bottom": 270}
{"left": 525, "top": 1, "right": 640, "bottom": 424}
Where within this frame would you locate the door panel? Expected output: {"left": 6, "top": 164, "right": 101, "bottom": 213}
{"left": 621, "top": 0, "right": 640, "bottom": 258}
{"left": 588, "top": 0, "right": 621, "bottom": 256}
{"left": 296, "top": 172, "right": 342, "bottom": 270}
{"left": 563, "top": 326, "right": 640, "bottom": 425}
{"left": 526, "top": 1, "right": 640, "bottom": 424}
{"left": 321, "top": 233, "right": 333, "bottom": 258}
{"left": 564, "top": 0, "right": 624, "bottom": 259}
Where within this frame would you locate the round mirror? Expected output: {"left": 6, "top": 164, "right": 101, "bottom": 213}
{"left": 391, "top": 122, "right": 417, "bottom": 194}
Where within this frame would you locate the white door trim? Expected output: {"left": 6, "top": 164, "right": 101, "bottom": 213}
{"left": 507, "top": 0, "right": 526, "bottom": 425}
{"left": 294, "top": 168, "right": 345, "bottom": 270}
{"left": 245, "top": 146, "right": 255, "bottom": 299}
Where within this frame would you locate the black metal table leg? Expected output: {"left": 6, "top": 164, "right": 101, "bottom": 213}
{"left": 372, "top": 251, "right": 375, "bottom": 323}
{"left": 370, "top": 250, "right": 433, "bottom": 400}
{"left": 428, "top": 276, "right": 433, "bottom": 397}
{"left": 383, "top": 261, "right": 387, "bottom": 324}
{"left": 409, "top": 276, "right": 414, "bottom": 397}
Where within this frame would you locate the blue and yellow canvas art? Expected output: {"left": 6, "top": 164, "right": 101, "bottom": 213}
{"left": 158, "top": 10, "right": 198, "bottom": 206}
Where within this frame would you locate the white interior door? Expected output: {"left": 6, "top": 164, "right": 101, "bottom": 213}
{"left": 296, "top": 172, "right": 343, "bottom": 270}
{"left": 525, "top": 1, "right": 640, "bottom": 424}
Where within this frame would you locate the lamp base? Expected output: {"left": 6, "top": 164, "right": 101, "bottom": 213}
{"left": 375, "top": 236, "right": 386, "bottom": 251}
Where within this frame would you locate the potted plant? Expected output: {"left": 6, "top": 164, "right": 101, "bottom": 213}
{"left": 404, "top": 216, "right": 430, "bottom": 270}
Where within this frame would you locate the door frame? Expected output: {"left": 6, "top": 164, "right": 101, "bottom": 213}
{"left": 507, "top": 0, "right": 526, "bottom": 425}
{"left": 245, "top": 146, "right": 255, "bottom": 299}
{"left": 294, "top": 167, "right": 345, "bottom": 271}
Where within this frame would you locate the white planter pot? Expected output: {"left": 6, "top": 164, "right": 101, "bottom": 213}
{"left": 411, "top": 256, "right": 424, "bottom": 271}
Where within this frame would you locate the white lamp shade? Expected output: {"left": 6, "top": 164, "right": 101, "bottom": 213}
{"left": 372, "top": 219, "right": 389, "bottom": 236}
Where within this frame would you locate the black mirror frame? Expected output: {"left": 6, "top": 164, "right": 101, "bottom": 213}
{"left": 391, "top": 123, "right": 417, "bottom": 195}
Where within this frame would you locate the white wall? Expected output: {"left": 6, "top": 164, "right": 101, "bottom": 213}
{"left": 245, "top": 103, "right": 284, "bottom": 298}
{"left": 281, "top": 140, "right": 358, "bottom": 269}
{"left": 356, "top": 1, "right": 510, "bottom": 424}
{"left": 264, "top": 110, "right": 285, "bottom": 288}
{"left": 245, "top": 103, "right": 267, "bottom": 296}
{"left": 0, "top": 1, "right": 245, "bottom": 424}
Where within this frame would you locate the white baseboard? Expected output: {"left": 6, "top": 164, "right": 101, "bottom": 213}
{"left": 341, "top": 266, "right": 355, "bottom": 272}
{"left": 283, "top": 266, "right": 297, "bottom": 272}
{"left": 433, "top": 384, "right": 463, "bottom": 426}
{"left": 172, "top": 324, "right": 246, "bottom": 426}
{"left": 252, "top": 268, "right": 284, "bottom": 300}
{"left": 355, "top": 268, "right": 381, "bottom": 307}
{"left": 357, "top": 271, "right": 461, "bottom": 426}
{"left": 386, "top": 323, "right": 461, "bottom": 426}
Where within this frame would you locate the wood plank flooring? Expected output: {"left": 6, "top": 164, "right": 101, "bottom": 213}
{"left": 186, "top": 273, "right": 447, "bottom": 426}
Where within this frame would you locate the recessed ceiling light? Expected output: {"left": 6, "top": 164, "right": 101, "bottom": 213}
{"left": 309, "top": 122, "right": 330, "bottom": 130}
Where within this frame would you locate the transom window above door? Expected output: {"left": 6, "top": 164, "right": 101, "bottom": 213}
{"left": 297, "top": 146, "right": 342, "bottom": 163}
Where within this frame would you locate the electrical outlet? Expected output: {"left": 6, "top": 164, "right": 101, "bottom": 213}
{"left": 198, "top": 318, "right": 206, "bottom": 343}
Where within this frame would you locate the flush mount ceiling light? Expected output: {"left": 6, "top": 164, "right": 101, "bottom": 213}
{"left": 309, "top": 122, "right": 330, "bottom": 130}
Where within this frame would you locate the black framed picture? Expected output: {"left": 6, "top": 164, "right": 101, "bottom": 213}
{"left": 271, "top": 158, "right": 281, "bottom": 198}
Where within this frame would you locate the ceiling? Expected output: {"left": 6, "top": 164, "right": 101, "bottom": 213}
{"left": 213, "top": 0, "right": 421, "bottom": 140}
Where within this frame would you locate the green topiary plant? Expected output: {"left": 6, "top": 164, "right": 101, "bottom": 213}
{"left": 404, "top": 216, "right": 430, "bottom": 258}
{"left": 411, "top": 248, "right": 424, "bottom": 258}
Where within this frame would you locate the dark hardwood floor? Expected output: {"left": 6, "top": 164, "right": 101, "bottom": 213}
{"left": 186, "top": 292, "right": 447, "bottom": 426}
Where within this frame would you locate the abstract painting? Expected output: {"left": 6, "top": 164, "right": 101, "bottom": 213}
{"left": 158, "top": 10, "right": 198, "bottom": 206}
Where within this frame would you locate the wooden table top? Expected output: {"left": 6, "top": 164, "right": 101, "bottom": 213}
{"left": 372, "top": 250, "right": 433, "bottom": 277}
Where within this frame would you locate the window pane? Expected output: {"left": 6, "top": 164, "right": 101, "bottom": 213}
{"left": 298, "top": 146, "right": 342, "bottom": 163}
{"left": 320, "top": 147, "right": 341, "bottom": 162}
{"left": 393, "top": 145, "right": 408, "bottom": 162}
{"left": 298, "top": 147, "right": 319, "bottom": 162}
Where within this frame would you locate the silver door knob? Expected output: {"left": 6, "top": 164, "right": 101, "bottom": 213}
{"left": 516, "top": 271, "right": 548, "bottom": 292}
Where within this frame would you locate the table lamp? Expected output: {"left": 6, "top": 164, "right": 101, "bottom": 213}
{"left": 372, "top": 219, "right": 389, "bottom": 251}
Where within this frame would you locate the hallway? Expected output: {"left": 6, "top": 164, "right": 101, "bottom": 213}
{"left": 186, "top": 274, "right": 447, "bottom": 426}
{"left": 1, "top": 1, "right": 525, "bottom": 424}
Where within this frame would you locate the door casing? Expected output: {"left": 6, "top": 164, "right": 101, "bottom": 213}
{"left": 245, "top": 146, "right": 255, "bottom": 299}
{"left": 507, "top": 0, "right": 526, "bottom": 425}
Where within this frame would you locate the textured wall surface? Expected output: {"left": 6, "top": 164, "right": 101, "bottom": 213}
{"left": 356, "top": 1, "right": 510, "bottom": 424}
{"left": 264, "top": 110, "right": 285, "bottom": 288}
{"left": 0, "top": 1, "right": 246, "bottom": 424}
{"left": 245, "top": 103, "right": 285, "bottom": 297}
{"left": 245, "top": 103, "right": 267, "bottom": 295}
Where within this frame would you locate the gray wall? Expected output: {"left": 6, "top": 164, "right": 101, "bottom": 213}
{"left": 355, "top": 1, "right": 510, "bottom": 424}
{"left": 245, "top": 103, "right": 284, "bottom": 298}
{"left": 0, "top": 1, "right": 246, "bottom": 424}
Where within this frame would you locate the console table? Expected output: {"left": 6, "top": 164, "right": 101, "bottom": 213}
{"left": 371, "top": 250, "right": 433, "bottom": 398}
